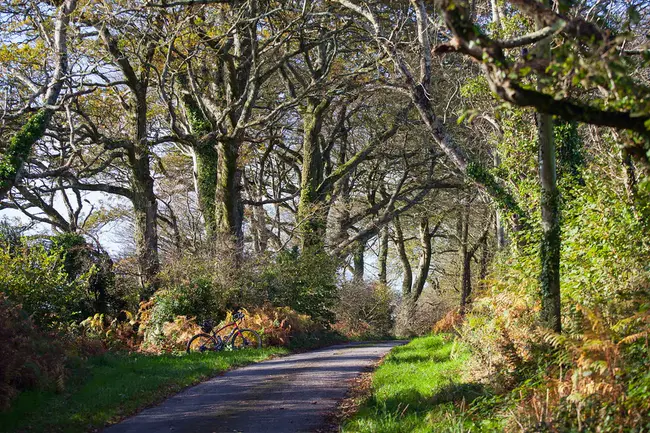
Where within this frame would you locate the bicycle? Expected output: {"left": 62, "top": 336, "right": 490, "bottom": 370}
{"left": 186, "top": 310, "right": 262, "bottom": 354}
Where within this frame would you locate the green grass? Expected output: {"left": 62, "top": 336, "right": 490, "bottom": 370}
{"left": 0, "top": 347, "right": 287, "bottom": 433}
{"left": 342, "top": 334, "right": 489, "bottom": 433}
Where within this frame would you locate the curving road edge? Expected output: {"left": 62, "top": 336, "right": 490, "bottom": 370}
{"left": 102, "top": 341, "right": 406, "bottom": 433}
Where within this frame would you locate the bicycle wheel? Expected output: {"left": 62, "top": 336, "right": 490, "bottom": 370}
{"left": 186, "top": 333, "right": 218, "bottom": 354}
{"left": 230, "top": 329, "right": 262, "bottom": 350}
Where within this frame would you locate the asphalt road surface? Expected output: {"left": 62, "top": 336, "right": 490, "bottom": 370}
{"left": 102, "top": 341, "right": 405, "bottom": 433}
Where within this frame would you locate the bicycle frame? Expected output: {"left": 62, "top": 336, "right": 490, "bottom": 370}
{"left": 211, "top": 319, "right": 245, "bottom": 345}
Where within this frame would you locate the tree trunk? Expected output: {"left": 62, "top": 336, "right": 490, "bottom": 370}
{"left": 459, "top": 204, "right": 471, "bottom": 312}
{"left": 132, "top": 174, "right": 159, "bottom": 295}
{"left": 98, "top": 24, "right": 160, "bottom": 295}
{"left": 215, "top": 137, "right": 244, "bottom": 255}
{"left": 538, "top": 112, "right": 561, "bottom": 332}
{"left": 298, "top": 98, "right": 330, "bottom": 250}
{"left": 494, "top": 151, "right": 507, "bottom": 248}
{"left": 460, "top": 254, "right": 472, "bottom": 313}
{"left": 394, "top": 215, "right": 412, "bottom": 297}
{"left": 0, "top": 0, "right": 78, "bottom": 199}
{"left": 353, "top": 240, "right": 365, "bottom": 283}
{"left": 179, "top": 80, "right": 219, "bottom": 245}
{"left": 378, "top": 226, "right": 389, "bottom": 284}
{"left": 412, "top": 217, "right": 432, "bottom": 303}
{"left": 251, "top": 143, "right": 273, "bottom": 254}
{"left": 252, "top": 203, "right": 269, "bottom": 254}
{"left": 131, "top": 88, "right": 160, "bottom": 296}
{"left": 479, "top": 234, "right": 489, "bottom": 291}
{"left": 193, "top": 144, "right": 219, "bottom": 244}
{"left": 536, "top": 6, "right": 562, "bottom": 333}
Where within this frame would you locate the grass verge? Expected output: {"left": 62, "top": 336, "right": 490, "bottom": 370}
{"left": 341, "top": 334, "right": 488, "bottom": 433}
{"left": 0, "top": 347, "right": 287, "bottom": 433}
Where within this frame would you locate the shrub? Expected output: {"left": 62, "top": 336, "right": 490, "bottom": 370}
{"left": 79, "top": 312, "right": 140, "bottom": 351}
{"left": 143, "top": 282, "right": 217, "bottom": 331}
{"left": 0, "top": 241, "right": 92, "bottom": 328}
{"left": 136, "top": 304, "right": 323, "bottom": 353}
{"left": 49, "top": 233, "right": 118, "bottom": 317}
{"left": 246, "top": 304, "right": 321, "bottom": 346}
{"left": 141, "top": 248, "right": 339, "bottom": 339}
{"left": 334, "top": 282, "right": 394, "bottom": 338}
{"left": 154, "top": 253, "right": 262, "bottom": 318}
{"left": 258, "top": 247, "right": 339, "bottom": 324}
{"left": 137, "top": 315, "right": 200, "bottom": 353}
{"left": 449, "top": 164, "right": 650, "bottom": 431}
{"left": 0, "top": 294, "right": 67, "bottom": 410}
{"left": 432, "top": 308, "right": 464, "bottom": 334}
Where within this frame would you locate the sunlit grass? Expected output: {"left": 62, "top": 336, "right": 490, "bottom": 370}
{"left": 0, "top": 347, "right": 287, "bottom": 433}
{"left": 342, "top": 334, "right": 485, "bottom": 433}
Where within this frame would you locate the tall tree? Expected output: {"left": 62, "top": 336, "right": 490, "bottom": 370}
{"left": 0, "top": 0, "right": 78, "bottom": 198}
{"left": 335, "top": 0, "right": 527, "bottom": 227}
{"left": 535, "top": 4, "right": 561, "bottom": 332}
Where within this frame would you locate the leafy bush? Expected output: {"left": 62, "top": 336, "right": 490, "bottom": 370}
{"left": 0, "top": 294, "right": 67, "bottom": 410}
{"left": 258, "top": 247, "right": 339, "bottom": 324}
{"left": 0, "top": 241, "right": 92, "bottom": 328}
{"left": 447, "top": 161, "right": 650, "bottom": 431}
{"left": 139, "top": 282, "right": 217, "bottom": 342}
{"left": 135, "top": 249, "right": 339, "bottom": 349}
{"left": 153, "top": 253, "right": 262, "bottom": 317}
{"left": 139, "top": 247, "right": 339, "bottom": 344}
{"left": 245, "top": 304, "right": 321, "bottom": 346}
{"left": 49, "top": 233, "right": 118, "bottom": 317}
{"left": 80, "top": 312, "right": 140, "bottom": 351}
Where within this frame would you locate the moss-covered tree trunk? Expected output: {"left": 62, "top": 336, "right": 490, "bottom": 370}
{"left": 459, "top": 204, "right": 471, "bottom": 313}
{"left": 0, "top": 0, "right": 77, "bottom": 199}
{"left": 537, "top": 7, "right": 562, "bottom": 332}
{"left": 0, "top": 111, "right": 51, "bottom": 197}
{"left": 194, "top": 144, "right": 219, "bottom": 243}
{"left": 297, "top": 98, "right": 330, "bottom": 250}
{"left": 538, "top": 112, "right": 561, "bottom": 332}
{"left": 215, "top": 137, "right": 244, "bottom": 254}
{"left": 179, "top": 83, "right": 219, "bottom": 245}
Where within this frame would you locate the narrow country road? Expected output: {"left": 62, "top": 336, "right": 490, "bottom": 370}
{"left": 102, "top": 341, "right": 405, "bottom": 433}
